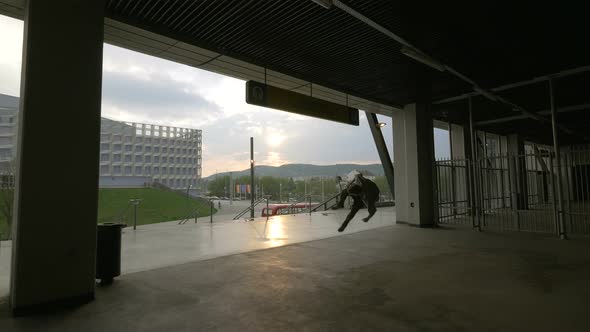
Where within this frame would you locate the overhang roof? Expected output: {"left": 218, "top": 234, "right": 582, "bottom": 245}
{"left": 1, "top": 1, "right": 589, "bottom": 142}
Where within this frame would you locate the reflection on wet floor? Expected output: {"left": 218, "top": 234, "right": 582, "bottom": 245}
{"left": 120, "top": 207, "right": 395, "bottom": 274}
{"left": 0, "top": 207, "right": 395, "bottom": 297}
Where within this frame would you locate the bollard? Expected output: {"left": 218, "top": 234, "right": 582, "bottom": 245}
{"left": 133, "top": 203, "right": 137, "bottom": 230}
{"left": 129, "top": 198, "right": 142, "bottom": 230}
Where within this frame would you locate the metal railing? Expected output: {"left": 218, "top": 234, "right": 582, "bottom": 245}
{"left": 179, "top": 195, "right": 214, "bottom": 224}
{"left": 310, "top": 192, "right": 341, "bottom": 212}
{"left": 233, "top": 197, "right": 266, "bottom": 220}
{"left": 435, "top": 148, "right": 590, "bottom": 237}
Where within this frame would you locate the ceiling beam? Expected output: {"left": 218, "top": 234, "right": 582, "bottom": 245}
{"left": 475, "top": 103, "right": 590, "bottom": 126}
{"left": 433, "top": 65, "right": 590, "bottom": 105}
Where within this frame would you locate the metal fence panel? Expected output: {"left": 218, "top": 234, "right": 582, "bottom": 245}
{"left": 434, "top": 148, "right": 590, "bottom": 236}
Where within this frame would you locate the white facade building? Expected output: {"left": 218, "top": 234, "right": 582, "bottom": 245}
{"left": 99, "top": 118, "right": 202, "bottom": 189}
{"left": 0, "top": 94, "right": 18, "bottom": 166}
{"left": 0, "top": 93, "right": 202, "bottom": 189}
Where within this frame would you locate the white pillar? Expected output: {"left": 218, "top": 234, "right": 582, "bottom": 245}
{"left": 392, "top": 103, "right": 437, "bottom": 227}
{"left": 450, "top": 124, "right": 466, "bottom": 159}
{"left": 10, "top": 0, "right": 104, "bottom": 314}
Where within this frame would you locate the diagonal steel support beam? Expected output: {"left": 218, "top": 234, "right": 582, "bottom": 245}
{"left": 366, "top": 112, "right": 394, "bottom": 198}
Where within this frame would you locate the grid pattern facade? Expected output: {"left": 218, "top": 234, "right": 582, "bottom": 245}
{"left": 0, "top": 109, "right": 17, "bottom": 163}
{"left": 99, "top": 118, "right": 202, "bottom": 189}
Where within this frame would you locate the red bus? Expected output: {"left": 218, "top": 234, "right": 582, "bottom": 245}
{"left": 261, "top": 203, "right": 314, "bottom": 217}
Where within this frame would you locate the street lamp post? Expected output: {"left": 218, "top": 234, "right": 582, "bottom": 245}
{"left": 250, "top": 137, "right": 255, "bottom": 219}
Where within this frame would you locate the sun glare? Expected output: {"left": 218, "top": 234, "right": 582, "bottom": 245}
{"left": 267, "top": 132, "right": 286, "bottom": 147}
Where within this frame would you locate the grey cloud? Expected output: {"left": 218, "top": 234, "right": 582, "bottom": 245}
{"left": 199, "top": 108, "right": 393, "bottom": 169}
{"left": 101, "top": 70, "right": 222, "bottom": 119}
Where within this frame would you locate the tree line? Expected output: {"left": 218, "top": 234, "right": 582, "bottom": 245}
{"left": 206, "top": 175, "right": 393, "bottom": 203}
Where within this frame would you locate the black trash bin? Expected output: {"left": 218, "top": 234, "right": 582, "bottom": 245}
{"left": 96, "top": 223, "right": 126, "bottom": 285}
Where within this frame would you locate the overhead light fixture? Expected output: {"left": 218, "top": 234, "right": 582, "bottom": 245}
{"left": 311, "top": 0, "right": 333, "bottom": 9}
{"left": 400, "top": 46, "right": 446, "bottom": 72}
{"left": 473, "top": 86, "right": 498, "bottom": 102}
{"left": 377, "top": 122, "right": 387, "bottom": 128}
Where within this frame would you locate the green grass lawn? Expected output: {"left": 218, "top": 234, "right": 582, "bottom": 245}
{"left": 0, "top": 190, "right": 10, "bottom": 240}
{"left": 0, "top": 217, "right": 7, "bottom": 240}
{"left": 0, "top": 188, "right": 216, "bottom": 239}
{"left": 97, "top": 188, "right": 216, "bottom": 226}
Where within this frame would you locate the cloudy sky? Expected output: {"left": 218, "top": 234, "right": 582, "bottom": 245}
{"left": 0, "top": 15, "right": 449, "bottom": 177}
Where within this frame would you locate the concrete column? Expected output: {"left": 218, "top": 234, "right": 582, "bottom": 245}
{"left": 450, "top": 124, "right": 466, "bottom": 159}
{"left": 507, "top": 134, "right": 528, "bottom": 210}
{"left": 10, "top": 0, "right": 104, "bottom": 314}
{"left": 392, "top": 103, "right": 437, "bottom": 227}
{"left": 449, "top": 124, "right": 468, "bottom": 212}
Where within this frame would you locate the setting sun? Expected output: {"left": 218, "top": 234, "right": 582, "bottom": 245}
{"left": 266, "top": 132, "right": 286, "bottom": 147}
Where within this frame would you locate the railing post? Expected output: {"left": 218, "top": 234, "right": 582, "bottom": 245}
{"left": 309, "top": 195, "right": 312, "bottom": 215}
{"left": 549, "top": 79, "right": 567, "bottom": 239}
{"left": 210, "top": 200, "right": 213, "bottom": 223}
{"left": 133, "top": 203, "right": 137, "bottom": 230}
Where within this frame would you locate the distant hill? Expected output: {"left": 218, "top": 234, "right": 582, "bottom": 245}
{"left": 204, "top": 163, "right": 385, "bottom": 180}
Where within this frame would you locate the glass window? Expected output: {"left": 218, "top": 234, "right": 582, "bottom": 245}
{"left": 162, "top": 147, "right": 168, "bottom": 153}
{"left": 162, "top": 167, "right": 167, "bottom": 175}
{"left": 145, "top": 137, "right": 151, "bottom": 144}
{"left": 124, "top": 166, "right": 132, "bottom": 175}
{"left": 153, "top": 138, "right": 160, "bottom": 145}
{"left": 100, "top": 154, "right": 110, "bottom": 162}
{"left": 100, "top": 165, "right": 109, "bottom": 174}
{"left": 124, "top": 136, "right": 132, "bottom": 143}
{"left": 113, "top": 154, "right": 121, "bottom": 162}
{"left": 113, "top": 166, "right": 121, "bottom": 174}
{"left": 154, "top": 167, "right": 159, "bottom": 174}
{"left": 113, "top": 134, "right": 122, "bottom": 142}
{"left": 154, "top": 147, "right": 160, "bottom": 153}
{"left": 100, "top": 143, "right": 110, "bottom": 151}
{"left": 135, "top": 145, "right": 142, "bottom": 152}
{"left": 113, "top": 144, "right": 122, "bottom": 151}
{"left": 145, "top": 166, "right": 151, "bottom": 175}
{"left": 162, "top": 156, "right": 167, "bottom": 163}
{"left": 145, "top": 156, "right": 151, "bottom": 163}
{"left": 101, "top": 133, "right": 110, "bottom": 141}
{"left": 145, "top": 146, "right": 152, "bottom": 153}
{"left": 125, "top": 155, "right": 132, "bottom": 163}
{"left": 154, "top": 156, "right": 160, "bottom": 163}
{"left": 136, "top": 137, "right": 143, "bottom": 143}
{"left": 135, "top": 166, "right": 142, "bottom": 174}
{"left": 125, "top": 145, "right": 133, "bottom": 152}
{"left": 135, "top": 155, "right": 143, "bottom": 163}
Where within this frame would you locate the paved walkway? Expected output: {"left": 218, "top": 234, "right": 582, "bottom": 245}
{"left": 2, "top": 223, "right": 590, "bottom": 331}
{"left": 0, "top": 206, "right": 395, "bottom": 297}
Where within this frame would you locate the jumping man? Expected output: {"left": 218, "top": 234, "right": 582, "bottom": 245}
{"left": 333, "top": 173, "right": 380, "bottom": 232}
